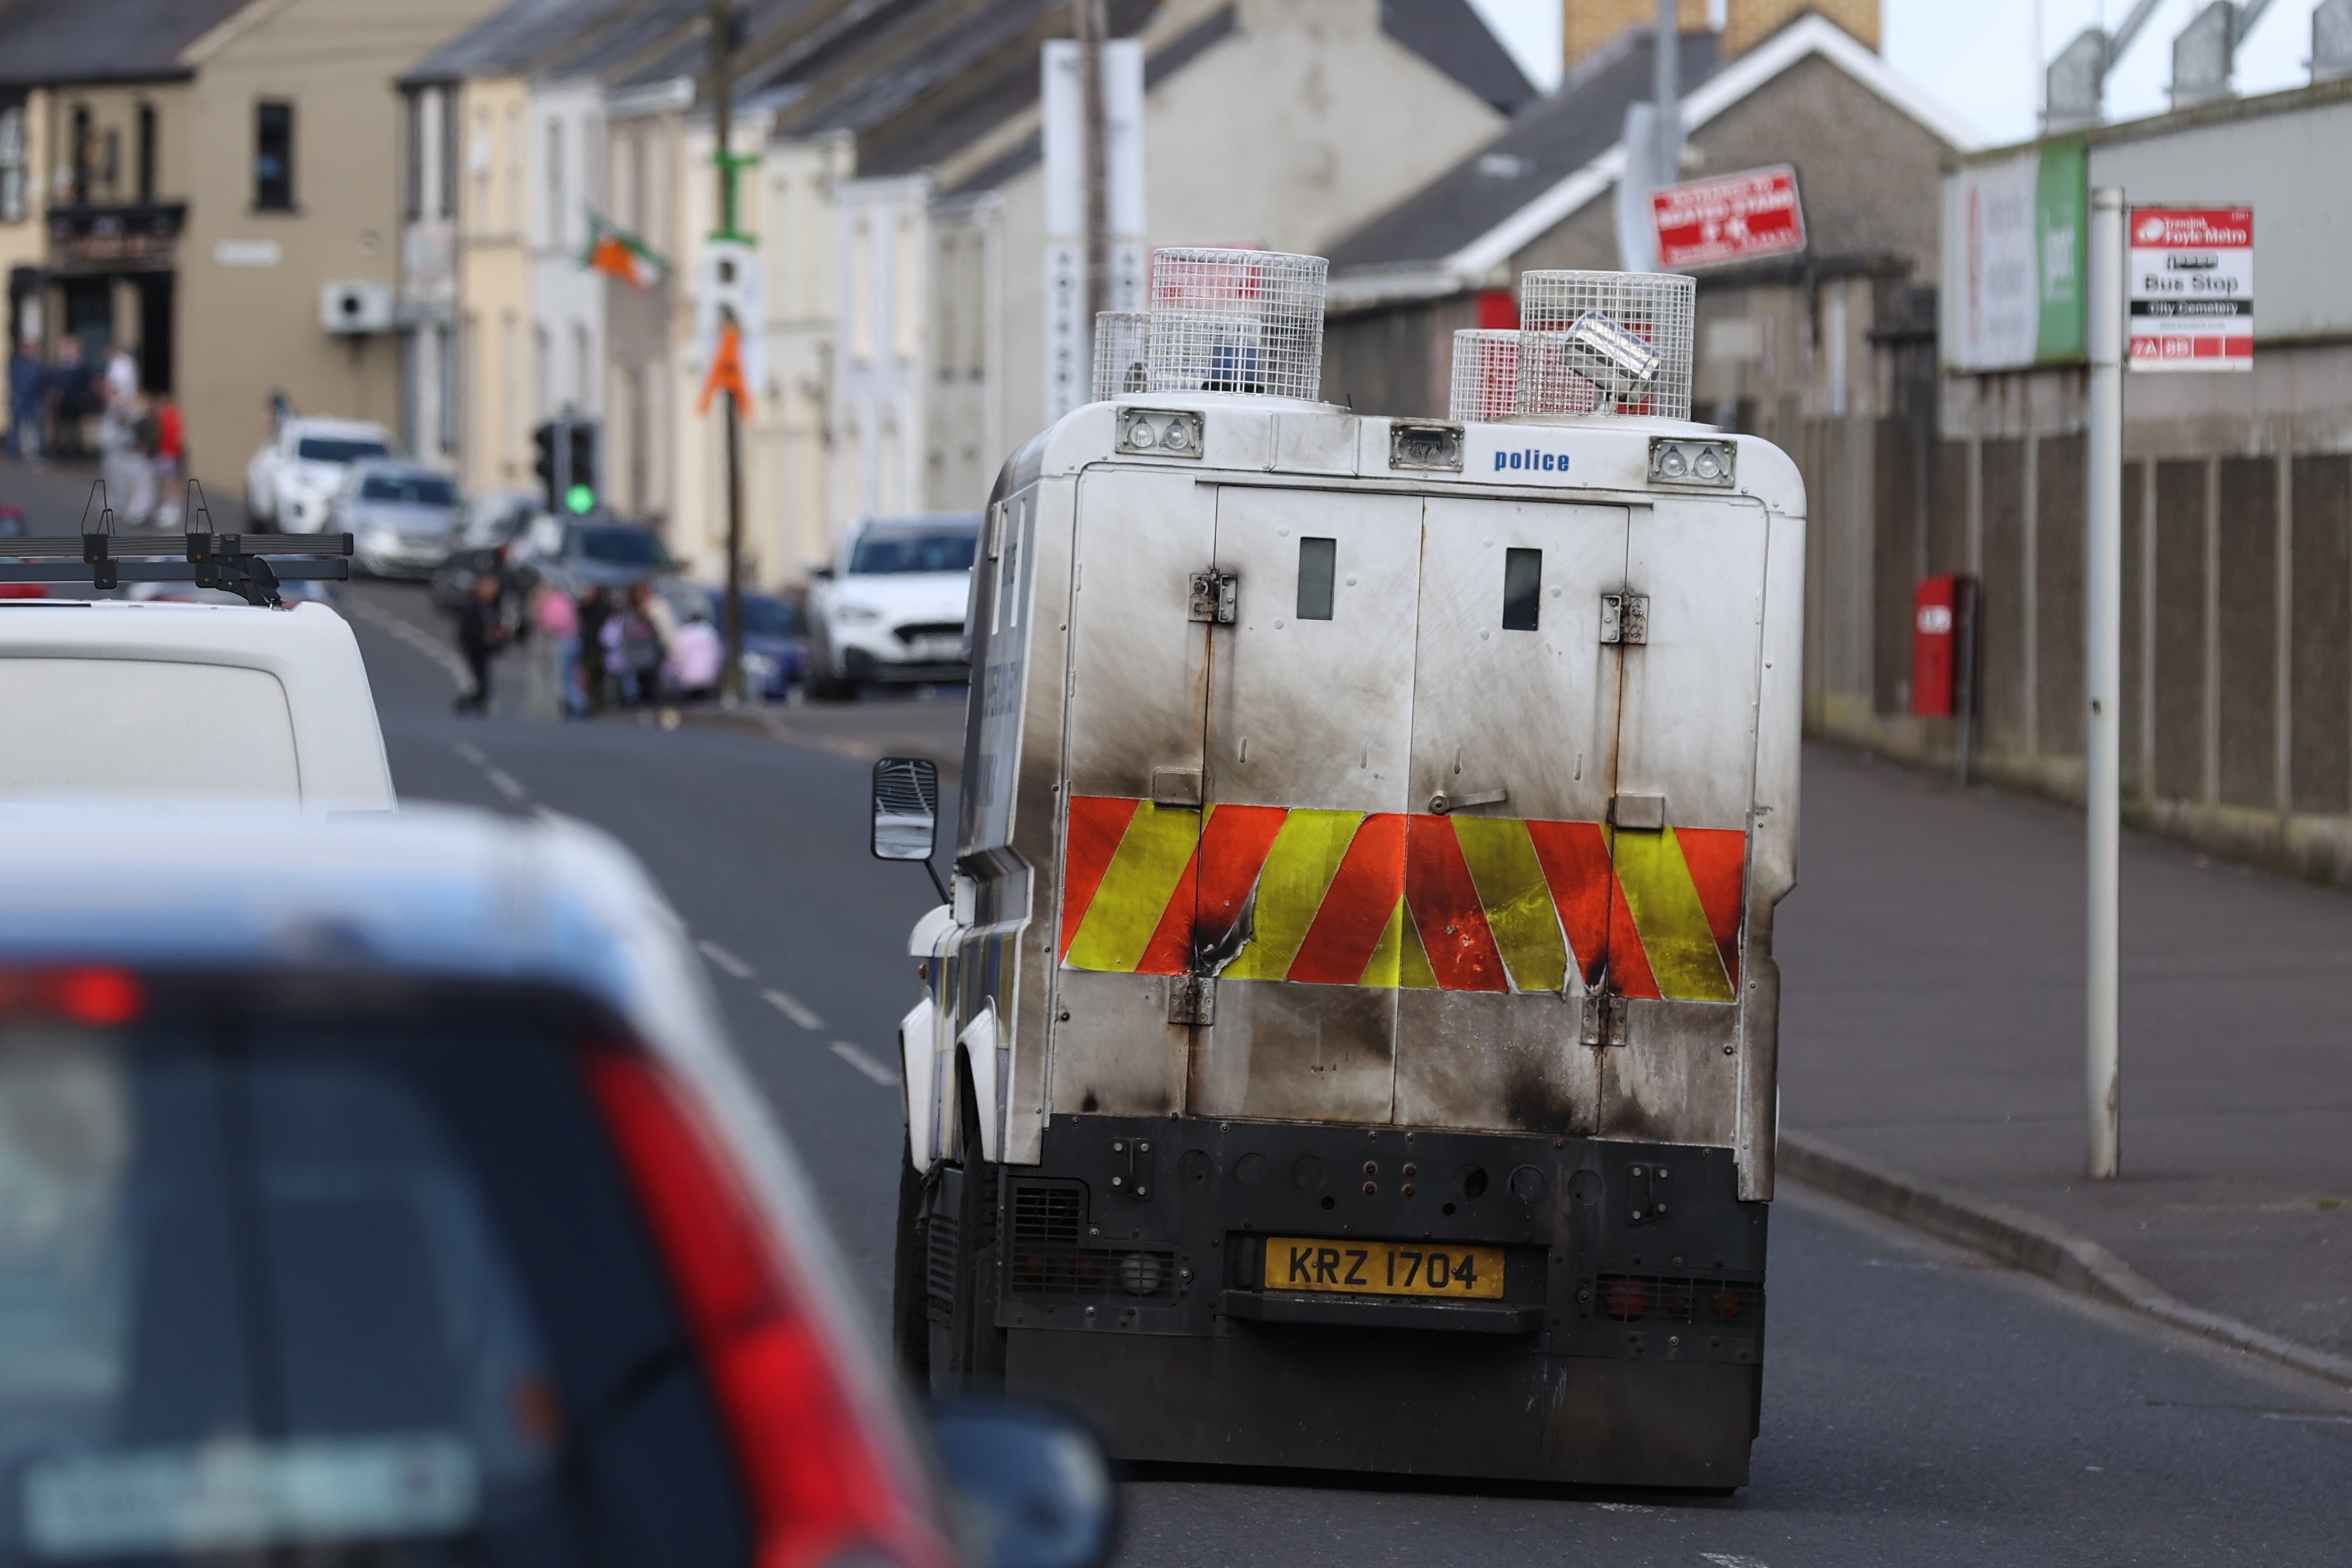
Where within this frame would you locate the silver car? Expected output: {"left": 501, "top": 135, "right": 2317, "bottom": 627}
{"left": 334, "top": 460, "right": 464, "bottom": 578}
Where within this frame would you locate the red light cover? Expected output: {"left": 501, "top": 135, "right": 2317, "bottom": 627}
{"left": 0, "top": 968, "right": 146, "bottom": 1025}
{"left": 584, "top": 1050, "right": 950, "bottom": 1568}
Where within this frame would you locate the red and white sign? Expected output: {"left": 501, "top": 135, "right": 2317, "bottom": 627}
{"left": 1651, "top": 166, "right": 1807, "bottom": 270}
{"left": 2128, "top": 205, "right": 2252, "bottom": 372}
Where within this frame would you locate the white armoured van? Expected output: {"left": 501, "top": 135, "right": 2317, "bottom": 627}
{"left": 885, "top": 258, "right": 1802, "bottom": 1488}
{"left": 0, "top": 601, "right": 395, "bottom": 811}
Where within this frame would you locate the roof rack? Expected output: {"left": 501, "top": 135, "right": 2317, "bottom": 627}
{"left": 0, "top": 481, "right": 352, "bottom": 608}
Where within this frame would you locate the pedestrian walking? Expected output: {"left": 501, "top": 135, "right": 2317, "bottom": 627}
{"left": 97, "top": 344, "right": 142, "bottom": 516}
{"left": 47, "top": 338, "right": 88, "bottom": 458}
{"left": 577, "top": 587, "right": 612, "bottom": 713}
{"left": 454, "top": 573, "right": 509, "bottom": 716}
{"left": 123, "top": 394, "right": 160, "bottom": 526}
{"left": 530, "top": 581, "right": 583, "bottom": 719}
{"left": 7, "top": 338, "right": 44, "bottom": 464}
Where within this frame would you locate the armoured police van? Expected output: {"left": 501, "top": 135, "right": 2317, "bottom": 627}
{"left": 881, "top": 254, "right": 1802, "bottom": 1488}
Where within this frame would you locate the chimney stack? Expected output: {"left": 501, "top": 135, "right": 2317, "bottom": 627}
{"left": 1563, "top": 1, "right": 1882, "bottom": 77}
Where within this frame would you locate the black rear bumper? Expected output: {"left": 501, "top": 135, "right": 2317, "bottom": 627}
{"left": 988, "top": 1114, "right": 1767, "bottom": 1487}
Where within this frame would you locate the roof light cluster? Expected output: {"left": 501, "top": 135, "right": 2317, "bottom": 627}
{"left": 1092, "top": 248, "right": 1331, "bottom": 405}
{"left": 1449, "top": 269, "right": 1696, "bottom": 424}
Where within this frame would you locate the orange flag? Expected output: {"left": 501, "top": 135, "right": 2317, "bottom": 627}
{"left": 697, "top": 321, "right": 750, "bottom": 416}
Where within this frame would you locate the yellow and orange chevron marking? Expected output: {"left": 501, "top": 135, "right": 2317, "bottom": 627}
{"left": 1058, "top": 797, "right": 1745, "bottom": 1003}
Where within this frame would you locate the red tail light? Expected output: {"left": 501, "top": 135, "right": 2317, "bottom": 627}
{"left": 0, "top": 967, "right": 145, "bottom": 1025}
{"left": 585, "top": 1050, "right": 950, "bottom": 1568}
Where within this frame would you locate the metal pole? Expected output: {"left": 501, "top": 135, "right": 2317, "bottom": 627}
{"left": 2086, "top": 185, "right": 2125, "bottom": 1180}
{"left": 1654, "top": 0, "right": 1681, "bottom": 192}
{"left": 711, "top": 0, "right": 746, "bottom": 706}
{"left": 1073, "top": 0, "right": 1110, "bottom": 323}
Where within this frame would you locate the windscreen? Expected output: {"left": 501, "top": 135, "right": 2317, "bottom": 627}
{"left": 359, "top": 473, "right": 458, "bottom": 507}
{"left": 0, "top": 983, "right": 749, "bottom": 1567}
{"left": 738, "top": 597, "right": 797, "bottom": 637}
{"left": 295, "top": 438, "right": 389, "bottom": 464}
{"left": 577, "top": 528, "right": 667, "bottom": 567}
{"left": 848, "top": 529, "right": 976, "bottom": 576}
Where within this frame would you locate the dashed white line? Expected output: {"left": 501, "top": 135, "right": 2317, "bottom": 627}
{"left": 830, "top": 1041, "right": 896, "bottom": 1087}
{"left": 761, "top": 987, "right": 825, "bottom": 1031}
{"left": 485, "top": 767, "right": 528, "bottom": 802}
{"left": 1701, "top": 1555, "right": 1772, "bottom": 1568}
{"left": 696, "top": 939, "right": 756, "bottom": 980}
{"left": 452, "top": 741, "right": 486, "bottom": 766}
{"left": 348, "top": 596, "right": 469, "bottom": 687}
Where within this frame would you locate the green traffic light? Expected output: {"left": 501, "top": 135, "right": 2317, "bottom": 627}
{"left": 565, "top": 483, "right": 596, "bottom": 514}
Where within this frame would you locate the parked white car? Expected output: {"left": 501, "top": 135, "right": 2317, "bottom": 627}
{"left": 245, "top": 417, "right": 393, "bottom": 533}
{"left": 804, "top": 513, "right": 980, "bottom": 700}
{"left": 0, "top": 598, "right": 394, "bottom": 810}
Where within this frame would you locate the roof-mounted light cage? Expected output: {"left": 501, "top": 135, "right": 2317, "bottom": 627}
{"left": 1517, "top": 270, "right": 1696, "bottom": 421}
{"left": 1143, "top": 248, "right": 1328, "bottom": 402}
{"left": 1447, "top": 329, "right": 1522, "bottom": 423}
{"left": 1091, "top": 311, "right": 1150, "bottom": 403}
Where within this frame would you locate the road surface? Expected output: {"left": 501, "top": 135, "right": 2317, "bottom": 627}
{"left": 344, "top": 580, "right": 2350, "bottom": 1567}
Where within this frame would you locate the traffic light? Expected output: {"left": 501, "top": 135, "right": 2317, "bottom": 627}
{"left": 531, "top": 422, "right": 560, "bottom": 511}
{"left": 564, "top": 422, "right": 599, "bottom": 515}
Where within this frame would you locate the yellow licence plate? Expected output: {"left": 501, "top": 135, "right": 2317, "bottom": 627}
{"left": 1264, "top": 1237, "right": 1506, "bottom": 1300}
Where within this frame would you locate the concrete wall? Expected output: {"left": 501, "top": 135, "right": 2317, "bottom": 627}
{"left": 177, "top": 0, "right": 506, "bottom": 493}
{"left": 454, "top": 76, "right": 532, "bottom": 496}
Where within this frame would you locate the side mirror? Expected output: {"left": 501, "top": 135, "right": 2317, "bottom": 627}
{"left": 872, "top": 756, "right": 939, "bottom": 862}
{"left": 926, "top": 1398, "right": 1116, "bottom": 1568}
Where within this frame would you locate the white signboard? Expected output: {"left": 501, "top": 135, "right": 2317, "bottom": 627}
{"left": 1940, "top": 143, "right": 2086, "bottom": 371}
{"left": 2128, "top": 205, "right": 2252, "bottom": 372}
{"left": 1042, "top": 39, "right": 1146, "bottom": 422}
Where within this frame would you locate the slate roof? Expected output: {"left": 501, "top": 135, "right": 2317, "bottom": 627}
{"left": 1381, "top": 0, "right": 1534, "bottom": 114}
{"left": 0, "top": 0, "right": 253, "bottom": 87}
{"left": 402, "top": 0, "right": 638, "bottom": 83}
{"left": 1328, "top": 26, "right": 1719, "bottom": 273}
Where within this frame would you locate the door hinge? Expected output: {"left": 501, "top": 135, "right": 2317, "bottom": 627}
{"left": 1189, "top": 569, "right": 1238, "bottom": 624}
{"left": 1581, "top": 992, "right": 1627, "bottom": 1047}
{"left": 1600, "top": 593, "right": 1649, "bottom": 645}
{"left": 1169, "top": 975, "right": 1216, "bottom": 1026}
{"left": 1428, "top": 786, "right": 1508, "bottom": 814}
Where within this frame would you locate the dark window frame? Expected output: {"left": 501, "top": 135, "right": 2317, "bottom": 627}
{"left": 1502, "top": 548, "right": 1542, "bottom": 632}
{"left": 136, "top": 102, "right": 156, "bottom": 202}
{"left": 1296, "top": 536, "right": 1336, "bottom": 621}
{"left": 254, "top": 99, "right": 295, "bottom": 213}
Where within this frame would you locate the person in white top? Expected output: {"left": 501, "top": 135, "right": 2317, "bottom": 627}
{"left": 97, "top": 345, "right": 146, "bottom": 523}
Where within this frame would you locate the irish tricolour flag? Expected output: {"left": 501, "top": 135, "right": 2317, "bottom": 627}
{"left": 584, "top": 213, "right": 665, "bottom": 289}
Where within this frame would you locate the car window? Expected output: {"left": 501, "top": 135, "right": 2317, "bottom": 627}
{"left": 848, "top": 530, "right": 977, "bottom": 575}
{"left": 296, "top": 438, "right": 390, "bottom": 464}
{"left": 0, "top": 984, "right": 749, "bottom": 1567}
{"left": 738, "top": 598, "right": 797, "bottom": 638}
{"left": 359, "top": 473, "right": 458, "bottom": 507}
{"left": 575, "top": 528, "right": 667, "bottom": 567}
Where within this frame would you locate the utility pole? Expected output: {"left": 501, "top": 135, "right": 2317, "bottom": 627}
{"left": 710, "top": 0, "right": 746, "bottom": 705}
{"left": 2086, "top": 185, "right": 2124, "bottom": 1180}
{"left": 1654, "top": 0, "right": 1682, "bottom": 199}
{"left": 1073, "top": 0, "right": 1110, "bottom": 322}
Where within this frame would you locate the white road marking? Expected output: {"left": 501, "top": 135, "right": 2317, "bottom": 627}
{"left": 1701, "top": 1555, "right": 1771, "bottom": 1567}
{"left": 830, "top": 1041, "right": 896, "bottom": 1087}
{"left": 348, "top": 596, "right": 469, "bottom": 687}
{"left": 452, "top": 741, "right": 486, "bottom": 766}
{"left": 695, "top": 939, "right": 756, "bottom": 980}
{"left": 761, "top": 987, "right": 825, "bottom": 1031}
{"left": 485, "top": 768, "right": 528, "bottom": 802}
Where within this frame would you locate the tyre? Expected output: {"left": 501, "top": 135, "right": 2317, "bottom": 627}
{"left": 928, "top": 1056, "right": 1006, "bottom": 1394}
{"left": 890, "top": 1136, "right": 932, "bottom": 1382}
{"left": 803, "top": 652, "right": 858, "bottom": 703}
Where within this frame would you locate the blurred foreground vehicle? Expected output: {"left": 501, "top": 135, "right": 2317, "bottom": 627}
{"left": 0, "top": 531, "right": 391, "bottom": 810}
{"left": 0, "top": 805, "right": 1116, "bottom": 1568}
{"left": 805, "top": 515, "right": 978, "bottom": 700}
{"left": 245, "top": 418, "right": 392, "bottom": 533}
{"left": 334, "top": 459, "right": 464, "bottom": 578}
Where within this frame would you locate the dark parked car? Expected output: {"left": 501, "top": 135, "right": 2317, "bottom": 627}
{"left": 0, "top": 804, "right": 1114, "bottom": 1568}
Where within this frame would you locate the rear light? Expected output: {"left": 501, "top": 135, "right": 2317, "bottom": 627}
{"left": 585, "top": 1050, "right": 950, "bottom": 1568}
{"left": 0, "top": 967, "right": 145, "bottom": 1025}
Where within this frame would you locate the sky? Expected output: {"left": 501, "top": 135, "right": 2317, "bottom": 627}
{"left": 1463, "top": 0, "right": 2330, "bottom": 148}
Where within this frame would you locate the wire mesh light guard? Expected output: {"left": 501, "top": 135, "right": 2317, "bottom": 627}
{"left": 1146, "top": 248, "right": 1328, "bottom": 401}
{"left": 1447, "top": 330, "right": 1522, "bottom": 422}
{"left": 1516, "top": 270, "right": 1695, "bottom": 419}
{"left": 1091, "top": 311, "right": 1150, "bottom": 403}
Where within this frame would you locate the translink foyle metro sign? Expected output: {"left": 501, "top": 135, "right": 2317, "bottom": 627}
{"left": 2128, "top": 206, "right": 2252, "bottom": 372}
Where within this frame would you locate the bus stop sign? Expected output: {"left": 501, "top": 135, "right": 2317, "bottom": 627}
{"left": 2128, "top": 206, "right": 2251, "bottom": 371}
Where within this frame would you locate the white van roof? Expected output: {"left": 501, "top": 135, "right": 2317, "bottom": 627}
{"left": 0, "top": 600, "right": 395, "bottom": 812}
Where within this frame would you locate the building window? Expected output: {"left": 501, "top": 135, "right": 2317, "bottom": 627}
{"left": 440, "top": 91, "right": 459, "bottom": 220}
{"left": 0, "top": 107, "right": 26, "bottom": 222}
{"left": 402, "top": 91, "right": 423, "bottom": 222}
{"left": 546, "top": 119, "right": 564, "bottom": 248}
{"left": 136, "top": 104, "right": 156, "bottom": 202}
{"left": 438, "top": 324, "right": 459, "bottom": 454}
{"left": 69, "top": 104, "right": 91, "bottom": 205}
{"left": 254, "top": 100, "right": 294, "bottom": 211}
